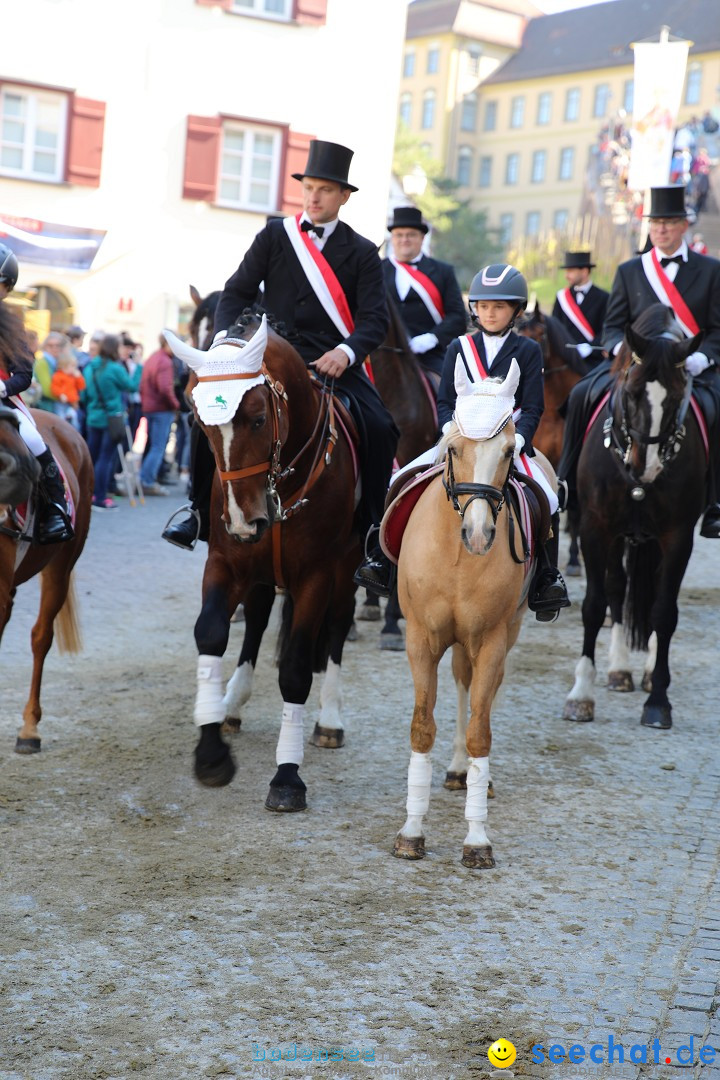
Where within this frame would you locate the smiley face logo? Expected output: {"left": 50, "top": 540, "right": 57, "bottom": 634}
{"left": 488, "top": 1039, "right": 517, "bottom": 1068}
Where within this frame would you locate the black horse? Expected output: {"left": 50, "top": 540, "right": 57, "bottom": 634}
{"left": 563, "top": 304, "right": 708, "bottom": 730}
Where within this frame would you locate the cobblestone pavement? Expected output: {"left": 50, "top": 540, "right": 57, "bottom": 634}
{"left": 1, "top": 491, "right": 718, "bottom": 1080}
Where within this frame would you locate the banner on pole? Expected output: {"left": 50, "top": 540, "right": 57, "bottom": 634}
{"left": 627, "top": 41, "right": 689, "bottom": 192}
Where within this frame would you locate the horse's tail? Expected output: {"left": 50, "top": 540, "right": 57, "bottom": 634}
{"left": 54, "top": 572, "right": 82, "bottom": 654}
{"left": 624, "top": 540, "right": 659, "bottom": 651}
{"left": 276, "top": 593, "right": 332, "bottom": 674}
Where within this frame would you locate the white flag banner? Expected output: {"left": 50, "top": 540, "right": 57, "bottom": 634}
{"left": 627, "top": 41, "right": 689, "bottom": 192}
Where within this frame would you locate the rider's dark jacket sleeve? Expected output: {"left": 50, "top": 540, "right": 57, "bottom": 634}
{"left": 2, "top": 337, "right": 34, "bottom": 398}
{"left": 437, "top": 331, "right": 545, "bottom": 451}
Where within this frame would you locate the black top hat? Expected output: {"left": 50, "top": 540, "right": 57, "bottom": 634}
{"left": 562, "top": 251, "right": 595, "bottom": 269}
{"left": 292, "top": 140, "right": 358, "bottom": 192}
{"left": 644, "top": 186, "right": 688, "bottom": 218}
{"left": 387, "top": 206, "right": 429, "bottom": 234}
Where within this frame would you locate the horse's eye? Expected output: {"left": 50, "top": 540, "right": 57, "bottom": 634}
{"left": 251, "top": 415, "right": 267, "bottom": 431}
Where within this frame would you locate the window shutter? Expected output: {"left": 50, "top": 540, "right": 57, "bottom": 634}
{"left": 281, "top": 130, "right": 314, "bottom": 214}
{"left": 195, "top": 0, "right": 231, "bottom": 8}
{"left": 183, "top": 115, "right": 222, "bottom": 201}
{"left": 65, "top": 96, "right": 105, "bottom": 188}
{"left": 293, "top": 0, "right": 328, "bottom": 26}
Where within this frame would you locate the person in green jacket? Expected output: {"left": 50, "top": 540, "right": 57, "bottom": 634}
{"left": 83, "top": 334, "right": 142, "bottom": 509}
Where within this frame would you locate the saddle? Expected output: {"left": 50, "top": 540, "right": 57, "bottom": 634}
{"left": 508, "top": 466, "right": 552, "bottom": 547}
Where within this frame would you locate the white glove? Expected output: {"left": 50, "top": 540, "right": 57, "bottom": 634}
{"left": 576, "top": 342, "right": 593, "bottom": 359}
{"left": 409, "top": 332, "right": 438, "bottom": 355}
{"left": 686, "top": 352, "right": 712, "bottom": 377}
{"left": 0, "top": 379, "right": 6, "bottom": 398}
{"left": 212, "top": 329, "right": 228, "bottom": 345}
{"left": 514, "top": 433, "right": 525, "bottom": 460}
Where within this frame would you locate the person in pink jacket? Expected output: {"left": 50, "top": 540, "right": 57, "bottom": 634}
{"left": 139, "top": 335, "right": 180, "bottom": 495}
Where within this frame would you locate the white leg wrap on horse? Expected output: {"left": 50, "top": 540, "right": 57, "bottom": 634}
{"left": 608, "top": 623, "right": 630, "bottom": 672}
{"left": 223, "top": 661, "right": 253, "bottom": 719}
{"left": 464, "top": 756, "right": 491, "bottom": 848}
{"left": 276, "top": 702, "right": 305, "bottom": 766}
{"left": 567, "top": 655, "right": 596, "bottom": 701}
{"left": 406, "top": 751, "right": 432, "bottom": 816}
{"left": 194, "top": 654, "right": 225, "bottom": 727}
{"left": 319, "top": 660, "right": 343, "bottom": 730}
{"left": 645, "top": 632, "right": 657, "bottom": 677}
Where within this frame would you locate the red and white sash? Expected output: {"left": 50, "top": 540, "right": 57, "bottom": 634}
{"left": 556, "top": 288, "right": 595, "bottom": 342}
{"left": 641, "top": 250, "right": 700, "bottom": 338}
{"left": 283, "top": 215, "right": 355, "bottom": 338}
{"left": 389, "top": 255, "right": 445, "bottom": 325}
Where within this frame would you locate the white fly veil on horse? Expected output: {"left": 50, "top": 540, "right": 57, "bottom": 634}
{"left": 163, "top": 315, "right": 268, "bottom": 425}
{"left": 453, "top": 357, "right": 521, "bottom": 439}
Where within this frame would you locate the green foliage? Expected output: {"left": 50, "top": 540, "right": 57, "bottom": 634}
{"left": 393, "top": 128, "right": 458, "bottom": 231}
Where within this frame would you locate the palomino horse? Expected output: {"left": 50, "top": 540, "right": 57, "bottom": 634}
{"left": 165, "top": 313, "right": 360, "bottom": 812}
{"left": 0, "top": 326, "right": 93, "bottom": 752}
{"left": 517, "top": 303, "right": 591, "bottom": 575}
{"left": 563, "top": 304, "right": 707, "bottom": 730}
{"left": 393, "top": 360, "right": 557, "bottom": 868}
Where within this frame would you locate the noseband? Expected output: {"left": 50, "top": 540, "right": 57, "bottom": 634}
{"left": 443, "top": 442, "right": 510, "bottom": 523}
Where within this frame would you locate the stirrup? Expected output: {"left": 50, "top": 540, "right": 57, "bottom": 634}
{"left": 35, "top": 502, "right": 74, "bottom": 545}
{"left": 362, "top": 523, "right": 382, "bottom": 559}
{"left": 162, "top": 504, "right": 201, "bottom": 550}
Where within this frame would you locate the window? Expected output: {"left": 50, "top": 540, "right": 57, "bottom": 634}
{"left": 499, "top": 213, "right": 513, "bottom": 246}
{"left": 478, "top": 155, "right": 492, "bottom": 188}
{"left": 399, "top": 93, "right": 412, "bottom": 127}
{"left": 553, "top": 209, "right": 569, "bottom": 230}
{"left": 510, "top": 96, "right": 525, "bottom": 129}
{"left": 537, "top": 92, "right": 552, "bottom": 125}
{"left": 623, "top": 79, "right": 634, "bottom": 114}
{"left": 421, "top": 90, "right": 435, "bottom": 130}
{"left": 461, "top": 93, "right": 477, "bottom": 132}
{"left": 0, "top": 86, "right": 67, "bottom": 182}
{"left": 457, "top": 146, "right": 473, "bottom": 186}
{"left": 484, "top": 101, "right": 497, "bottom": 131}
{"left": 526, "top": 211, "right": 541, "bottom": 236}
{"left": 685, "top": 63, "right": 702, "bottom": 105}
{"left": 593, "top": 83, "right": 611, "bottom": 118}
{"left": 559, "top": 147, "right": 575, "bottom": 180}
{"left": 565, "top": 88, "right": 580, "bottom": 122}
{"left": 467, "top": 47, "right": 482, "bottom": 77}
{"left": 403, "top": 50, "right": 415, "bottom": 78}
{"left": 232, "top": 0, "right": 291, "bottom": 18}
{"left": 531, "top": 150, "right": 546, "bottom": 183}
{"left": 218, "top": 124, "right": 281, "bottom": 211}
{"left": 427, "top": 46, "right": 439, "bottom": 74}
{"left": 505, "top": 152, "right": 520, "bottom": 185}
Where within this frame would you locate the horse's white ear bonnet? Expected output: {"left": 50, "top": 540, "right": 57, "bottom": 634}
{"left": 453, "top": 357, "right": 520, "bottom": 439}
{"left": 163, "top": 315, "right": 268, "bottom": 425}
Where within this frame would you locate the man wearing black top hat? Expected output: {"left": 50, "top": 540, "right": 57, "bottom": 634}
{"left": 162, "top": 139, "right": 398, "bottom": 552}
{"left": 551, "top": 251, "right": 608, "bottom": 366}
{"left": 557, "top": 185, "right": 720, "bottom": 537}
{"left": 382, "top": 206, "right": 466, "bottom": 377}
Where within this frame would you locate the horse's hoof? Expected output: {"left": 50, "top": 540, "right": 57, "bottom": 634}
{"left": 14, "top": 737, "right": 41, "bottom": 755}
{"left": 346, "top": 621, "right": 359, "bottom": 642}
{"left": 608, "top": 670, "right": 634, "bottom": 692}
{"left": 356, "top": 605, "right": 381, "bottom": 622}
{"left": 461, "top": 844, "right": 495, "bottom": 869}
{"left": 229, "top": 605, "right": 245, "bottom": 624}
{"left": 310, "top": 723, "right": 344, "bottom": 749}
{"left": 194, "top": 749, "right": 236, "bottom": 788}
{"left": 379, "top": 632, "right": 404, "bottom": 652}
{"left": 265, "top": 785, "right": 307, "bottom": 812}
{"left": 565, "top": 563, "right": 582, "bottom": 577}
{"left": 563, "top": 698, "right": 594, "bottom": 722}
{"left": 444, "top": 771, "right": 467, "bottom": 790}
{"left": 393, "top": 834, "right": 425, "bottom": 860}
{"left": 641, "top": 704, "right": 672, "bottom": 730}
{"left": 641, "top": 672, "right": 653, "bottom": 693}
{"left": 222, "top": 717, "right": 242, "bottom": 735}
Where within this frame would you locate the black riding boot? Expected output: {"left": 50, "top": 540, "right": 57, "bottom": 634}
{"left": 528, "top": 511, "right": 570, "bottom": 622}
{"left": 162, "top": 423, "right": 212, "bottom": 550}
{"left": 34, "top": 448, "right": 74, "bottom": 545}
{"left": 353, "top": 527, "right": 394, "bottom": 598}
{"left": 700, "top": 504, "right": 720, "bottom": 538}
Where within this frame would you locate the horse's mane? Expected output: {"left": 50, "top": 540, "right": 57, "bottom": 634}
{"left": 227, "top": 308, "right": 291, "bottom": 341}
{"left": 0, "top": 302, "right": 30, "bottom": 370}
{"left": 612, "top": 303, "right": 688, "bottom": 387}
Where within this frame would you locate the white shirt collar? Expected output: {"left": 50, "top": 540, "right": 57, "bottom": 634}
{"left": 482, "top": 330, "right": 510, "bottom": 367}
{"left": 299, "top": 212, "right": 339, "bottom": 248}
{"left": 654, "top": 240, "right": 688, "bottom": 262}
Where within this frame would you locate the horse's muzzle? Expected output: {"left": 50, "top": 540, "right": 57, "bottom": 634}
{"left": 227, "top": 517, "right": 271, "bottom": 544}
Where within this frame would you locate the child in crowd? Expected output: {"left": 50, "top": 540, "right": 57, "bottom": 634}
{"left": 51, "top": 348, "right": 86, "bottom": 430}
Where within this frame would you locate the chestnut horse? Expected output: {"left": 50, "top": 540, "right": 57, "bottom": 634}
{"left": 165, "top": 313, "right": 360, "bottom": 812}
{"left": 393, "top": 360, "right": 558, "bottom": 868}
{"left": 563, "top": 305, "right": 707, "bottom": 730}
{"left": 0, "top": 310, "right": 93, "bottom": 752}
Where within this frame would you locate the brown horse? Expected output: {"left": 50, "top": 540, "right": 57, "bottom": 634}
{"left": 392, "top": 360, "right": 557, "bottom": 868}
{"left": 0, "top": 372, "right": 93, "bottom": 753}
{"left": 165, "top": 312, "right": 360, "bottom": 812}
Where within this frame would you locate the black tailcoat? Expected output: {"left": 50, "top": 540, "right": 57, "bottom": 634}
{"left": 437, "top": 331, "right": 544, "bottom": 452}
{"left": 552, "top": 283, "right": 609, "bottom": 348}
{"left": 381, "top": 255, "right": 467, "bottom": 375}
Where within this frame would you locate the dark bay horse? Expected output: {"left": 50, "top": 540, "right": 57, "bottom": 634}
{"left": 0, "top": 309, "right": 93, "bottom": 752}
{"left": 517, "top": 303, "right": 591, "bottom": 575}
{"left": 563, "top": 304, "right": 707, "bottom": 730}
{"left": 189, "top": 285, "right": 221, "bottom": 350}
{"left": 165, "top": 313, "right": 360, "bottom": 812}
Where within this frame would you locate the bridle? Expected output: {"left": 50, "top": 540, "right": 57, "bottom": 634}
{"left": 518, "top": 315, "right": 571, "bottom": 376}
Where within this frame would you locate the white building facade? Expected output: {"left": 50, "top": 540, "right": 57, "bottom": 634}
{"left": 1, "top": 0, "right": 406, "bottom": 346}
